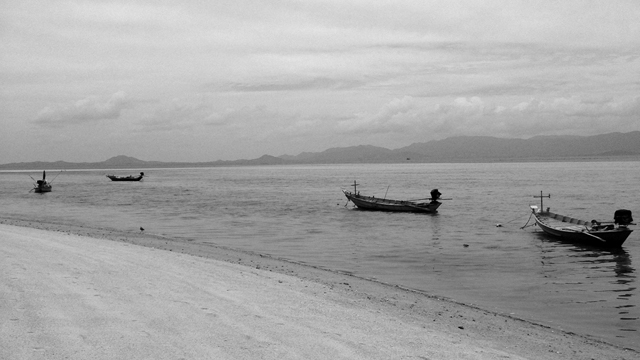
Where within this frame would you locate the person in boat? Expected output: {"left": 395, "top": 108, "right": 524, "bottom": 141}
{"left": 430, "top": 189, "right": 442, "bottom": 202}
{"left": 590, "top": 220, "right": 602, "bottom": 230}
{"left": 35, "top": 170, "right": 47, "bottom": 188}
{"left": 591, "top": 219, "right": 613, "bottom": 231}
{"left": 36, "top": 179, "right": 49, "bottom": 189}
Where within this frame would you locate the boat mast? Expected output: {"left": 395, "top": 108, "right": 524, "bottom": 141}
{"left": 533, "top": 191, "right": 550, "bottom": 211}
{"left": 352, "top": 180, "right": 359, "bottom": 195}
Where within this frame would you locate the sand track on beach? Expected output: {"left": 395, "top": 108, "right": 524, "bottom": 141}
{"left": 1, "top": 222, "right": 636, "bottom": 359}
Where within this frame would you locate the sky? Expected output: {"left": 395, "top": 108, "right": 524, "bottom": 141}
{"left": 1, "top": 0, "right": 639, "bottom": 163}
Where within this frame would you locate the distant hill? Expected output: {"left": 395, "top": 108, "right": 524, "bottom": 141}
{"left": 0, "top": 153, "right": 289, "bottom": 170}
{"left": 393, "top": 131, "right": 640, "bottom": 162}
{"left": 1, "top": 131, "right": 638, "bottom": 170}
{"left": 280, "top": 145, "right": 399, "bottom": 163}
{"left": 102, "top": 155, "right": 150, "bottom": 166}
{"left": 279, "top": 131, "right": 640, "bottom": 163}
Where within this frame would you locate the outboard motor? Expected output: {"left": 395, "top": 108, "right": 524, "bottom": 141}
{"left": 614, "top": 209, "right": 633, "bottom": 225}
{"left": 430, "top": 189, "right": 442, "bottom": 200}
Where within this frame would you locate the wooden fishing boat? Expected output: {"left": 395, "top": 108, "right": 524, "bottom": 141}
{"left": 343, "top": 181, "right": 443, "bottom": 213}
{"left": 530, "top": 192, "right": 634, "bottom": 248}
{"left": 32, "top": 170, "right": 52, "bottom": 193}
{"left": 106, "top": 172, "right": 144, "bottom": 182}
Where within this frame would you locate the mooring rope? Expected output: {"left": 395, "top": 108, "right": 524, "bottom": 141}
{"left": 520, "top": 212, "right": 535, "bottom": 229}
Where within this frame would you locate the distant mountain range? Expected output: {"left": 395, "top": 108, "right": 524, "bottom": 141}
{"left": 2, "top": 131, "right": 639, "bottom": 170}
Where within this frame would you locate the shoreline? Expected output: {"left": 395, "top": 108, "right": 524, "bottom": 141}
{"left": 1, "top": 217, "right": 637, "bottom": 359}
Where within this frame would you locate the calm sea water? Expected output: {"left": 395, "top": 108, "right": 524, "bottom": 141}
{"left": 1, "top": 162, "right": 638, "bottom": 349}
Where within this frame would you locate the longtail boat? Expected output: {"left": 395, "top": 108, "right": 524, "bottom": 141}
{"left": 343, "top": 181, "right": 444, "bottom": 213}
{"left": 32, "top": 170, "right": 52, "bottom": 193}
{"left": 530, "top": 192, "right": 634, "bottom": 248}
{"left": 106, "top": 172, "right": 144, "bottom": 182}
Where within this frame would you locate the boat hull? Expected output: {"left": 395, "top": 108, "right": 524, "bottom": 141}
{"left": 33, "top": 186, "right": 52, "bottom": 193}
{"left": 532, "top": 210, "right": 632, "bottom": 248}
{"left": 343, "top": 190, "right": 441, "bottom": 213}
{"left": 106, "top": 175, "right": 143, "bottom": 182}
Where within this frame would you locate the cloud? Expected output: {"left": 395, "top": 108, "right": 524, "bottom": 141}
{"left": 436, "top": 96, "right": 640, "bottom": 138}
{"left": 205, "top": 105, "right": 273, "bottom": 124}
{"left": 136, "top": 99, "right": 210, "bottom": 132}
{"left": 137, "top": 99, "right": 290, "bottom": 140}
{"left": 334, "top": 95, "right": 640, "bottom": 142}
{"left": 34, "top": 92, "right": 131, "bottom": 128}
{"left": 337, "top": 96, "right": 418, "bottom": 134}
{"left": 220, "top": 77, "right": 365, "bottom": 92}
{"left": 204, "top": 105, "right": 298, "bottom": 142}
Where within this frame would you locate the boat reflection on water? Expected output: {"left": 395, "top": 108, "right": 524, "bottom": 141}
{"left": 537, "top": 234, "right": 634, "bottom": 279}
{"left": 534, "top": 234, "right": 637, "bottom": 344}
{"left": 573, "top": 247, "right": 637, "bottom": 335}
{"left": 582, "top": 247, "right": 634, "bottom": 279}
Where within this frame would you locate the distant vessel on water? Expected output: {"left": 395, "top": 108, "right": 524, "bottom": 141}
{"left": 31, "top": 170, "right": 52, "bottom": 193}
{"left": 106, "top": 172, "right": 145, "bottom": 182}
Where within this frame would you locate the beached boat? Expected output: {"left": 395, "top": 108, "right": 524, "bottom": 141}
{"left": 530, "top": 192, "right": 634, "bottom": 248}
{"left": 343, "top": 182, "right": 443, "bottom": 213}
{"left": 106, "top": 172, "right": 144, "bottom": 182}
{"left": 32, "top": 170, "right": 52, "bottom": 193}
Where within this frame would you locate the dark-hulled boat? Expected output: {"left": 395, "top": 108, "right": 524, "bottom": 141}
{"left": 343, "top": 181, "right": 443, "bottom": 213}
{"left": 106, "top": 172, "right": 144, "bottom": 182}
{"left": 530, "top": 193, "right": 634, "bottom": 248}
{"left": 33, "top": 170, "right": 52, "bottom": 193}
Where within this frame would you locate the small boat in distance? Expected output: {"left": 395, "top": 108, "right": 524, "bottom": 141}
{"left": 530, "top": 192, "right": 634, "bottom": 248}
{"left": 32, "top": 170, "right": 52, "bottom": 193}
{"left": 106, "top": 172, "right": 145, "bottom": 182}
{"left": 343, "top": 181, "right": 444, "bottom": 213}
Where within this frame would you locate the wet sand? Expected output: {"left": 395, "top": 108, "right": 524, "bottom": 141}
{"left": 1, "top": 219, "right": 637, "bottom": 359}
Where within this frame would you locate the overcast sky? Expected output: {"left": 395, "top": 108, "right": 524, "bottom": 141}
{"left": 1, "top": 1, "right": 639, "bottom": 163}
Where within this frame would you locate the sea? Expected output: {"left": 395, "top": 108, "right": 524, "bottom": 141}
{"left": 1, "top": 162, "right": 638, "bottom": 350}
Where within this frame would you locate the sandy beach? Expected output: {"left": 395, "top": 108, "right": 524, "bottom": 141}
{"left": 1, "top": 220, "right": 637, "bottom": 360}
